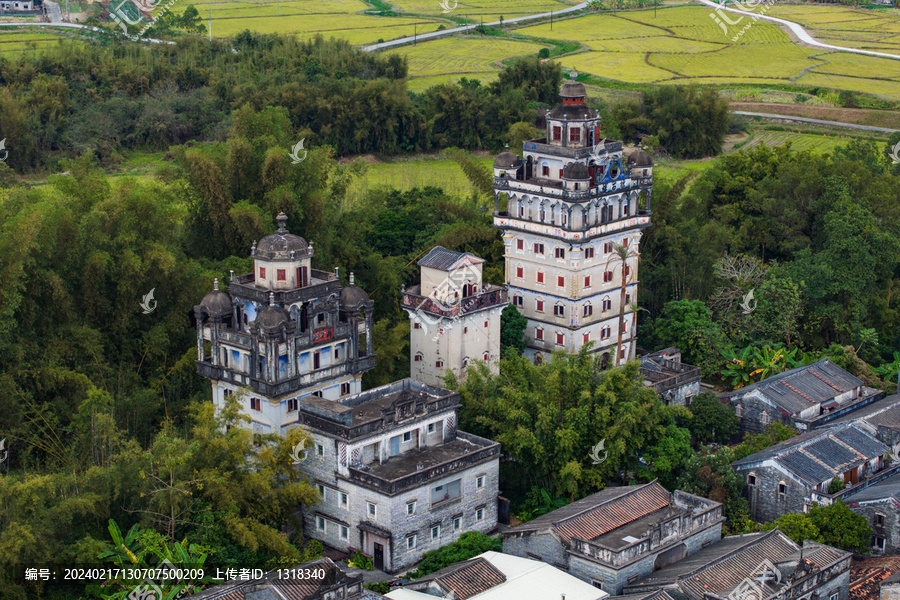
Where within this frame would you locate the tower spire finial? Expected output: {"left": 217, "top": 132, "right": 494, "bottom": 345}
{"left": 269, "top": 291, "right": 275, "bottom": 306}
{"left": 213, "top": 278, "right": 219, "bottom": 291}
{"left": 276, "top": 212, "right": 288, "bottom": 233}
{"left": 349, "top": 272, "right": 355, "bottom": 285}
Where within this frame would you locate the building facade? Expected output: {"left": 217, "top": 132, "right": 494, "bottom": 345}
{"left": 194, "top": 212, "right": 376, "bottom": 435}
{"left": 843, "top": 472, "right": 900, "bottom": 554}
{"left": 296, "top": 379, "right": 500, "bottom": 574}
{"left": 722, "top": 359, "right": 881, "bottom": 436}
{"left": 640, "top": 347, "right": 701, "bottom": 406}
{"left": 731, "top": 423, "right": 896, "bottom": 523}
{"left": 402, "top": 246, "right": 507, "bottom": 388}
{"left": 492, "top": 80, "right": 653, "bottom": 365}
{"left": 502, "top": 482, "right": 723, "bottom": 594}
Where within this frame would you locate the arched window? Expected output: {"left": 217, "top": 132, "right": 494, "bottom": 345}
{"left": 761, "top": 410, "right": 770, "bottom": 425}
{"left": 462, "top": 357, "right": 469, "bottom": 368}
{"left": 414, "top": 352, "right": 424, "bottom": 362}
{"left": 483, "top": 352, "right": 489, "bottom": 361}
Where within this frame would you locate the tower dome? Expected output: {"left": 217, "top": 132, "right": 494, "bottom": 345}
{"left": 562, "top": 162, "right": 590, "bottom": 180}
{"left": 628, "top": 150, "right": 653, "bottom": 167}
{"left": 560, "top": 81, "right": 587, "bottom": 99}
{"left": 253, "top": 212, "right": 310, "bottom": 260}
{"left": 340, "top": 272, "right": 371, "bottom": 311}
{"left": 200, "top": 278, "right": 232, "bottom": 318}
{"left": 253, "top": 292, "right": 290, "bottom": 332}
{"left": 494, "top": 150, "right": 521, "bottom": 169}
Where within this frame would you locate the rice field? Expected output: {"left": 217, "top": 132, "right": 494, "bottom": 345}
{"left": 505, "top": 5, "right": 900, "bottom": 99}
{"left": 0, "top": 29, "right": 77, "bottom": 55}
{"left": 386, "top": 0, "right": 574, "bottom": 23}
{"left": 389, "top": 36, "right": 545, "bottom": 89}
{"left": 344, "top": 156, "right": 494, "bottom": 204}
{"left": 735, "top": 130, "right": 852, "bottom": 154}
{"left": 762, "top": 4, "right": 900, "bottom": 52}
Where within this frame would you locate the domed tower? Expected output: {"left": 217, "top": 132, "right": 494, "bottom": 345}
{"left": 193, "top": 212, "right": 376, "bottom": 436}
{"left": 492, "top": 80, "right": 653, "bottom": 367}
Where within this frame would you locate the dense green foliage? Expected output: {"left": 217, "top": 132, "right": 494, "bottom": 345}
{"left": 456, "top": 349, "right": 682, "bottom": 505}
{"left": 500, "top": 304, "right": 528, "bottom": 355}
{"left": 733, "top": 423, "right": 796, "bottom": 460}
{"left": 675, "top": 447, "right": 749, "bottom": 533}
{"left": 613, "top": 85, "right": 730, "bottom": 158}
{"left": 764, "top": 501, "right": 872, "bottom": 553}
{"left": 0, "top": 36, "right": 560, "bottom": 172}
{"left": 641, "top": 140, "right": 900, "bottom": 389}
{"left": 409, "top": 532, "right": 502, "bottom": 579}
{"left": 685, "top": 392, "right": 739, "bottom": 444}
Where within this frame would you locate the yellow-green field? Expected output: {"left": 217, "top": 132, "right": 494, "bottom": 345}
{"left": 735, "top": 130, "right": 853, "bottom": 154}
{"left": 387, "top": 0, "right": 574, "bottom": 23}
{"left": 762, "top": 5, "right": 900, "bottom": 52}
{"left": 508, "top": 5, "right": 900, "bottom": 99}
{"left": 0, "top": 29, "right": 78, "bottom": 55}
{"left": 389, "top": 37, "right": 545, "bottom": 90}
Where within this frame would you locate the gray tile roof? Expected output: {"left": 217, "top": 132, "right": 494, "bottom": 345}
{"left": 506, "top": 484, "right": 639, "bottom": 534}
{"left": 424, "top": 557, "right": 507, "bottom": 600}
{"left": 843, "top": 471, "right": 900, "bottom": 503}
{"left": 417, "top": 246, "right": 484, "bottom": 271}
{"left": 820, "top": 394, "right": 900, "bottom": 431}
{"left": 732, "top": 424, "right": 888, "bottom": 486}
{"left": 729, "top": 359, "right": 863, "bottom": 415}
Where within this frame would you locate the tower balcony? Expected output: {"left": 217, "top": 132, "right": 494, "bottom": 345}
{"left": 228, "top": 269, "right": 340, "bottom": 304}
{"left": 196, "top": 355, "right": 376, "bottom": 398}
{"left": 522, "top": 139, "right": 623, "bottom": 159}
{"left": 402, "top": 285, "right": 508, "bottom": 319}
{"left": 493, "top": 212, "right": 651, "bottom": 243}
{"left": 493, "top": 175, "right": 641, "bottom": 202}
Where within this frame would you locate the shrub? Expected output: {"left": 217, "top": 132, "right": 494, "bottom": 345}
{"left": 365, "top": 581, "right": 392, "bottom": 594}
{"left": 538, "top": 47, "right": 550, "bottom": 59}
{"left": 348, "top": 550, "right": 373, "bottom": 570}
{"left": 408, "top": 532, "right": 502, "bottom": 578}
{"left": 828, "top": 477, "right": 845, "bottom": 494}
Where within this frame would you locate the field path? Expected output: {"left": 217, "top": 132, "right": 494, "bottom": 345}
{"left": 735, "top": 111, "right": 899, "bottom": 132}
{"left": 362, "top": 1, "right": 589, "bottom": 52}
{"left": 0, "top": 22, "right": 175, "bottom": 43}
{"left": 696, "top": 0, "right": 900, "bottom": 60}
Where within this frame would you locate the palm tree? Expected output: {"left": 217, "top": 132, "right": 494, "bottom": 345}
{"left": 606, "top": 240, "right": 639, "bottom": 366}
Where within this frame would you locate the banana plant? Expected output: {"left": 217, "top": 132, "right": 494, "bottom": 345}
{"left": 749, "top": 346, "right": 799, "bottom": 382}
{"left": 721, "top": 346, "right": 755, "bottom": 389}
{"left": 875, "top": 351, "right": 900, "bottom": 387}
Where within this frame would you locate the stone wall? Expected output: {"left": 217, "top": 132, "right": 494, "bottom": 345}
{"left": 743, "top": 465, "right": 809, "bottom": 522}
{"left": 846, "top": 499, "right": 900, "bottom": 554}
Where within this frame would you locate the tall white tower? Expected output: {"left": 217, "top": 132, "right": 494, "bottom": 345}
{"left": 402, "top": 246, "right": 507, "bottom": 387}
{"left": 492, "top": 81, "right": 653, "bottom": 367}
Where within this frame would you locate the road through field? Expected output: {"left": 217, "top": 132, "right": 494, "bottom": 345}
{"left": 696, "top": 0, "right": 900, "bottom": 60}
{"left": 362, "top": 1, "right": 589, "bottom": 52}
{"left": 735, "top": 111, "right": 900, "bottom": 132}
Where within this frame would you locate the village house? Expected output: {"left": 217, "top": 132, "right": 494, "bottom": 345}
{"left": 722, "top": 359, "right": 881, "bottom": 435}
{"left": 640, "top": 347, "right": 701, "bottom": 406}
{"left": 501, "top": 481, "right": 723, "bottom": 594}
{"left": 385, "top": 551, "right": 609, "bottom": 600}
{"left": 622, "top": 530, "right": 851, "bottom": 600}
{"left": 731, "top": 423, "right": 897, "bottom": 523}
{"left": 815, "top": 394, "right": 900, "bottom": 455}
{"left": 296, "top": 378, "right": 500, "bottom": 574}
{"left": 842, "top": 472, "right": 900, "bottom": 554}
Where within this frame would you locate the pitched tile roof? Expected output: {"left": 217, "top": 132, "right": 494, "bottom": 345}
{"left": 732, "top": 423, "right": 888, "bottom": 486}
{"left": 428, "top": 557, "right": 507, "bottom": 600}
{"left": 418, "top": 246, "right": 484, "bottom": 272}
{"left": 507, "top": 481, "right": 673, "bottom": 542}
{"left": 626, "top": 531, "right": 849, "bottom": 598}
{"left": 729, "top": 359, "right": 863, "bottom": 415}
{"left": 843, "top": 471, "right": 900, "bottom": 503}
{"left": 822, "top": 394, "right": 900, "bottom": 432}
{"left": 850, "top": 556, "right": 900, "bottom": 600}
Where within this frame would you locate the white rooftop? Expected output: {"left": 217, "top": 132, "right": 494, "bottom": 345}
{"left": 386, "top": 551, "right": 608, "bottom": 600}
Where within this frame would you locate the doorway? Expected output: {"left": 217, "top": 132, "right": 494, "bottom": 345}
{"left": 373, "top": 543, "right": 384, "bottom": 571}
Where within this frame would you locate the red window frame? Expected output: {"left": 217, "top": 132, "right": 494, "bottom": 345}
{"left": 517, "top": 239, "right": 524, "bottom": 250}
{"left": 259, "top": 267, "right": 266, "bottom": 280}
{"left": 585, "top": 247, "right": 595, "bottom": 259}
{"left": 516, "top": 266, "right": 524, "bottom": 279}
{"left": 552, "top": 126, "right": 561, "bottom": 141}
{"left": 537, "top": 271, "right": 544, "bottom": 284}
{"left": 536, "top": 300, "right": 544, "bottom": 313}
{"left": 556, "top": 333, "right": 564, "bottom": 346}
{"left": 535, "top": 328, "right": 544, "bottom": 341}
{"left": 557, "top": 275, "right": 565, "bottom": 288}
